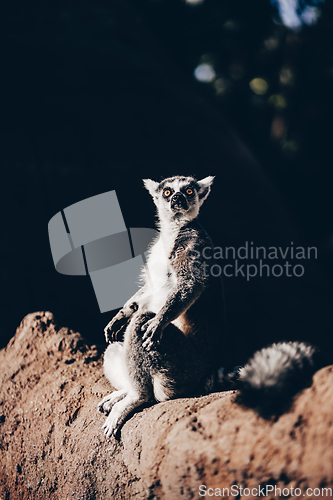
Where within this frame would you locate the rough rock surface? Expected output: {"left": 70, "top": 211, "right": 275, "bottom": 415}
{"left": 1, "top": 312, "right": 333, "bottom": 500}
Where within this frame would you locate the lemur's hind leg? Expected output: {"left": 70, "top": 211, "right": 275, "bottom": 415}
{"left": 102, "top": 312, "right": 155, "bottom": 437}
{"left": 103, "top": 342, "right": 131, "bottom": 391}
{"left": 98, "top": 341, "right": 133, "bottom": 415}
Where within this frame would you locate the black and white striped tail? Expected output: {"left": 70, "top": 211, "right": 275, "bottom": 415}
{"left": 207, "top": 341, "right": 320, "bottom": 417}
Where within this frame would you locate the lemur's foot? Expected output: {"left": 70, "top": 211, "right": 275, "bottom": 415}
{"left": 104, "top": 303, "right": 138, "bottom": 343}
{"left": 98, "top": 390, "right": 127, "bottom": 415}
{"left": 102, "top": 406, "right": 124, "bottom": 438}
{"left": 101, "top": 393, "right": 147, "bottom": 438}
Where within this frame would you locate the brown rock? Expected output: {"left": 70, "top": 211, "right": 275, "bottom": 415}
{"left": 1, "top": 312, "right": 333, "bottom": 499}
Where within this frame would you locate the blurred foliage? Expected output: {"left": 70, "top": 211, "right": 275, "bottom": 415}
{"left": 132, "top": 0, "right": 333, "bottom": 277}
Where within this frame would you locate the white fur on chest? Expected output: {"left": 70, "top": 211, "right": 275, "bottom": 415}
{"left": 142, "top": 235, "right": 176, "bottom": 313}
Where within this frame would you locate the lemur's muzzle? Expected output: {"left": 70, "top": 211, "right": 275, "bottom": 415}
{"left": 171, "top": 192, "right": 188, "bottom": 211}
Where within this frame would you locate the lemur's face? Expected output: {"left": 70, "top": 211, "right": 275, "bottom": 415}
{"left": 143, "top": 175, "right": 214, "bottom": 225}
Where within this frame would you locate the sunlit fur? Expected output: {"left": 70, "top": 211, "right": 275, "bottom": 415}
{"left": 99, "top": 175, "right": 225, "bottom": 437}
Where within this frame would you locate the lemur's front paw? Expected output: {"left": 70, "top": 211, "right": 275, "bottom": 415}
{"left": 141, "top": 318, "right": 164, "bottom": 351}
{"left": 104, "top": 315, "right": 126, "bottom": 343}
{"left": 104, "top": 303, "right": 138, "bottom": 343}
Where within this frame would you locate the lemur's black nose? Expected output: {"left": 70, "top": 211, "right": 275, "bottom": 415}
{"left": 171, "top": 192, "right": 188, "bottom": 210}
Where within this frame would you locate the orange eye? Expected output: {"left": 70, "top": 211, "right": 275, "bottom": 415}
{"left": 164, "top": 189, "right": 171, "bottom": 197}
{"left": 186, "top": 188, "right": 193, "bottom": 195}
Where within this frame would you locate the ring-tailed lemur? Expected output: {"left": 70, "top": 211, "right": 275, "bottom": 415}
{"left": 98, "top": 175, "right": 226, "bottom": 436}
{"left": 98, "top": 175, "right": 319, "bottom": 437}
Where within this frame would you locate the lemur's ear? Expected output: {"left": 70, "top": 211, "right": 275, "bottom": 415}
{"left": 143, "top": 179, "right": 159, "bottom": 198}
{"left": 197, "top": 176, "right": 215, "bottom": 206}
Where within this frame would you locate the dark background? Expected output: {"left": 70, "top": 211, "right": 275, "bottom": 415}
{"left": 1, "top": 0, "right": 332, "bottom": 365}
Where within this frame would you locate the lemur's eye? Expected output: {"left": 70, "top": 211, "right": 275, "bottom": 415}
{"left": 164, "top": 189, "right": 171, "bottom": 197}
{"left": 186, "top": 188, "right": 193, "bottom": 195}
